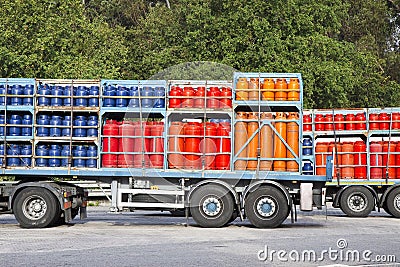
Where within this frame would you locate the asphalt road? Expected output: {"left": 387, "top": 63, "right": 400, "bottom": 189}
{"left": 0, "top": 206, "right": 399, "bottom": 267}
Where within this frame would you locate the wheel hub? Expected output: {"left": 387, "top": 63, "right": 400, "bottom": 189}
{"left": 348, "top": 195, "right": 366, "bottom": 211}
{"left": 23, "top": 196, "right": 47, "bottom": 220}
{"left": 256, "top": 197, "right": 276, "bottom": 217}
{"left": 202, "top": 197, "right": 222, "bottom": 217}
{"left": 394, "top": 195, "right": 400, "bottom": 211}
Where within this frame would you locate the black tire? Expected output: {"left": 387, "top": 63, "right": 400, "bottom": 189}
{"left": 13, "top": 187, "right": 60, "bottom": 228}
{"left": 339, "top": 187, "right": 374, "bottom": 217}
{"left": 189, "top": 185, "right": 234, "bottom": 228}
{"left": 226, "top": 210, "right": 238, "bottom": 225}
{"left": 386, "top": 187, "right": 400, "bottom": 218}
{"left": 245, "top": 186, "right": 289, "bottom": 228}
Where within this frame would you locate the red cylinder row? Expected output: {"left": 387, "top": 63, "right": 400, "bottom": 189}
{"left": 311, "top": 113, "right": 367, "bottom": 131}
{"left": 169, "top": 86, "right": 232, "bottom": 109}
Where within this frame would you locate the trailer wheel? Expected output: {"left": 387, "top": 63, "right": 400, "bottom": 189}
{"left": 13, "top": 187, "right": 60, "bottom": 228}
{"left": 339, "top": 187, "right": 374, "bottom": 217}
{"left": 382, "top": 203, "right": 393, "bottom": 217}
{"left": 245, "top": 186, "right": 289, "bottom": 228}
{"left": 386, "top": 188, "right": 400, "bottom": 218}
{"left": 190, "top": 185, "right": 234, "bottom": 228}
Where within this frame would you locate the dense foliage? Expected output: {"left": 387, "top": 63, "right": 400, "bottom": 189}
{"left": 1, "top": 0, "right": 399, "bottom": 108}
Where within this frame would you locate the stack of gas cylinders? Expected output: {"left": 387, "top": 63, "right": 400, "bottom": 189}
{"left": 0, "top": 144, "right": 32, "bottom": 167}
{"left": 103, "top": 85, "right": 165, "bottom": 108}
{"left": 37, "top": 84, "right": 99, "bottom": 107}
{"left": 35, "top": 144, "right": 97, "bottom": 168}
{"left": 303, "top": 112, "right": 368, "bottom": 131}
{"left": 0, "top": 113, "right": 33, "bottom": 136}
{"left": 167, "top": 119, "right": 231, "bottom": 170}
{"left": 234, "top": 112, "right": 299, "bottom": 171}
{"left": 36, "top": 114, "right": 98, "bottom": 137}
{"left": 315, "top": 141, "right": 400, "bottom": 179}
{"left": 102, "top": 119, "right": 165, "bottom": 168}
{"left": 0, "top": 84, "right": 34, "bottom": 106}
{"left": 168, "top": 86, "right": 232, "bottom": 109}
{"left": 235, "top": 77, "right": 300, "bottom": 101}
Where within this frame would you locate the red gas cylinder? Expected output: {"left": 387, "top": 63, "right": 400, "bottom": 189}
{"left": 184, "top": 123, "right": 201, "bottom": 169}
{"left": 220, "top": 87, "right": 232, "bottom": 108}
{"left": 315, "top": 114, "right": 325, "bottom": 131}
{"left": 392, "top": 112, "right": 400, "bottom": 130}
{"left": 341, "top": 142, "right": 354, "bottom": 178}
{"left": 334, "top": 114, "right": 345, "bottom": 131}
{"left": 315, "top": 142, "right": 329, "bottom": 175}
{"left": 303, "top": 114, "right": 312, "bottom": 132}
{"left": 150, "top": 123, "right": 164, "bottom": 168}
{"left": 354, "top": 141, "right": 367, "bottom": 179}
{"left": 169, "top": 86, "right": 182, "bottom": 108}
{"left": 345, "top": 114, "right": 356, "bottom": 131}
{"left": 194, "top": 86, "right": 206, "bottom": 108}
{"left": 396, "top": 143, "right": 400, "bottom": 178}
{"left": 379, "top": 113, "right": 390, "bottom": 130}
{"left": 215, "top": 122, "right": 231, "bottom": 170}
{"left": 102, "top": 120, "right": 119, "bottom": 167}
{"left": 369, "top": 113, "right": 380, "bottom": 130}
{"left": 382, "top": 142, "right": 396, "bottom": 179}
{"left": 355, "top": 113, "right": 367, "bottom": 130}
{"left": 207, "top": 87, "right": 221, "bottom": 109}
{"left": 118, "top": 121, "right": 135, "bottom": 168}
{"left": 328, "top": 142, "right": 342, "bottom": 178}
{"left": 168, "top": 122, "right": 185, "bottom": 169}
{"left": 181, "top": 87, "right": 195, "bottom": 108}
{"left": 133, "top": 122, "right": 151, "bottom": 168}
{"left": 201, "top": 122, "right": 217, "bottom": 170}
{"left": 370, "top": 141, "right": 383, "bottom": 179}
{"left": 325, "top": 114, "right": 334, "bottom": 131}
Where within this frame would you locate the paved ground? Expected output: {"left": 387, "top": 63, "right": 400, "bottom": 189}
{"left": 0, "top": 206, "right": 399, "bottom": 267}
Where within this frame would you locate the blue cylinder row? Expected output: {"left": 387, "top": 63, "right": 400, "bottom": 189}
{"left": 302, "top": 163, "right": 313, "bottom": 175}
{"left": 0, "top": 114, "right": 33, "bottom": 136}
{"left": 1, "top": 144, "right": 32, "bottom": 167}
{"left": 36, "top": 114, "right": 98, "bottom": 137}
{"left": 35, "top": 144, "right": 97, "bottom": 168}
{"left": 37, "top": 84, "right": 99, "bottom": 107}
{"left": 103, "top": 85, "right": 165, "bottom": 108}
{"left": 0, "top": 84, "right": 34, "bottom": 106}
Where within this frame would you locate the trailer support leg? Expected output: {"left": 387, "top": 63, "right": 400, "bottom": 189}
{"left": 110, "top": 180, "right": 119, "bottom": 212}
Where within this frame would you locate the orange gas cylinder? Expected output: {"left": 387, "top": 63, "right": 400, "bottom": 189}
{"left": 392, "top": 113, "right": 400, "bottom": 130}
{"left": 260, "top": 112, "right": 274, "bottom": 171}
{"left": 102, "top": 119, "right": 119, "bottom": 167}
{"left": 355, "top": 113, "right": 367, "bottom": 130}
{"left": 201, "top": 122, "right": 217, "bottom": 170}
{"left": 369, "top": 113, "right": 379, "bottom": 130}
{"left": 396, "top": 143, "right": 400, "bottom": 178}
{"left": 274, "top": 78, "right": 287, "bottom": 101}
{"left": 215, "top": 122, "right": 231, "bottom": 170}
{"left": 287, "top": 78, "right": 300, "bottom": 101}
{"left": 286, "top": 112, "right": 299, "bottom": 172}
{"left": 379, "top": 113, "right": 390, "bottom": 130}
{"left": 168, "top": 122, "right": 185, "bottom": 169}
{"left": 303, "top": 114, "right": 312, "bottom": 132}
{"left": 184, "top": 123, "right": 201, "bottom": 169}
{"left": 236, "top": 78, "right": 249, "bottom": 100}
{"left": 262, "top": 78, "right": 275, "bottom": 101}
{"left": 273, "top": 112, "right": 287, "bottom": 171}
{"left": 248, "top": 78, "right": 260, "bottom": 101}
{"left": 234, "top": 112, "right": 248, "bottom": 170}
{"left": 370, "top": 141, "right": 383, "bottom": 179}
{"left": 118, "top": 121, "right": 135, "bottom": 168}
{"left": 354, "top": 141, "right": 367, "bottom": 179}
{"left": 181, "top": 87, "right": 195, "bottom": 108}
{"left": 150, "top": 122, "right": 164, "bottom": 168}
{"left": 341, "top": 142, "right": 354, "bottom": 178}
{"left": 207, "top": 86, "right": 221, "bottom": 109}
{"left": 382, "top": 142, "right": 396, "bottom": 179}
{"left": 328, "top": 142, "right": 342, "bottom": 178}
{"left": 334, "top": 114, "right": 345, "bottom": 131}
{"left": 324, "top": 114, "right": 334, "bottom": 131}
{"left": 315, "top": 142, "right": 329, "bottom": 175}
{"left": 169, "top": 86, "right": 182, "bottom": 108}
{"left": 345, "top": 114, "right": 356, "bottom": 131}
{"left": 315, "top": 114, "right": 325, "bottom": 131}
{"left": 194, "top": 86, "right": 206, "bottom": 108}
{"left": 247, "top": 112, "right": 259, "bottom": 170}
{"left": 220, "top": 87, "right": 232, "bottom": 108}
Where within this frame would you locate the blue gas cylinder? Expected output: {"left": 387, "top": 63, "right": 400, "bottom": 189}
{"left": 61, "top": 145, "right": 71, "bottom": 167}
{"left": 302, "top": 138, "right": 313, "bottom": 155}
{"left": 0, "top": 85, "right": 5, "bottom": 105}
{"left": 64, "top": 86, "right": 72, "bottom": 106}
{"left": 7, "top": 114, "right": 22, "bottom": 136}
{"left": 75, "top": 86, "right": 88, "bottom": 107}
{"left": 20, "top": 144, "right": 32, "bottom": 167}
{"left": 87, "top": 115, "right": 98, "bottom": 137}
{"left": 103, "top": 85, "right": 116, "bottom": 107}
{"left": 153, "top": 87, "right": 165, "bottom": 108}
{"left": 129, "top": 86, "right": 139, "bottom": 107}
{"left": 0, "top": 144, "right": 4, "bottom": 166}
{"left": 48, "top": 144, "right": 61, "bottom": 167}
{"left": 23, "top": 84, "right": 34, "bottom": 106}
{"left": 38, "top": 85, "right": 51, "bottom": 106}
{"left": 0, "top": 115, "right": 5, "bottom": 136}
{"left": 50, "top": 115, "right": 62, "bottom": 137}
{"left": 37, "top": 115, "right": 50, "bottom": 137}
{"left": 86, "top": 145, "right": 97, "bottom": 168}
{"left": 209, "top": 119, "right": 220, "bottom": 124}
{"left": 62, "top": 115, "right": 72, "bottom": 136}
{"left": 73, "top": 145, "right": 87, "bottom": 167}
{"left": 7, "top": 144, "right": 21, "bottom": 167}
{"left": 116, "top": 86, "right": 129, "bottom": 107}
{"left": 89, "top": 86, "right": 99, "bottom": 107}
{"left": 302, "top": 163, "right": 313, "bottom": 175}
{"left": 51, "top": 86, "right": 64, "bottom": 106}
{"left": 10, "top": 85, "right": 23, "bottom": 106}
{"left": 22, "top": 114, "right": 32, "bottom": 136}
{"left": 73, "top": 116, "right": 87, "bottom": 137}
{"left": 141, "top": 87, "right": 154, "bottom": 108}
{"left": 35, "top": 144, "right": 48, "bottom": 167}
